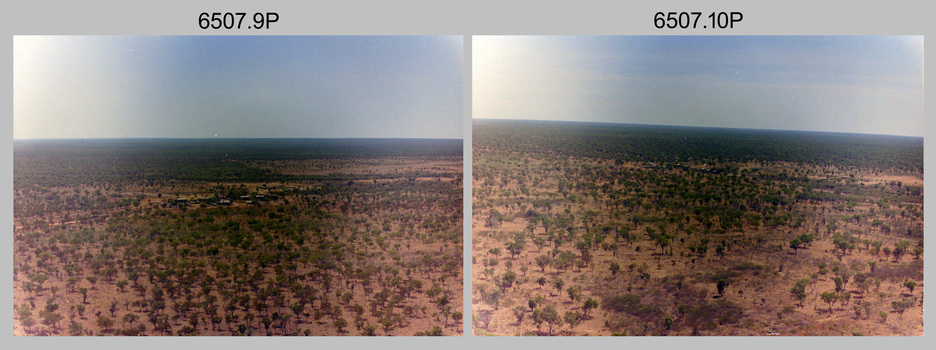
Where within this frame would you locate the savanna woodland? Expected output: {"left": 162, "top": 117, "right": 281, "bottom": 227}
{"left": 472, "top": 119, "right": 923, "bottom": 336}
{"left": 14, "top": 138, "right": 463, "bottom": 336}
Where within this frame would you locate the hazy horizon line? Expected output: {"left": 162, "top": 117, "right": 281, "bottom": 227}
{"left": 473, "top": 117, "right": 924, "bottom": 139}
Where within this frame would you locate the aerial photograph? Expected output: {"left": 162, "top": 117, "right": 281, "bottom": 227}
{"left": 13, "top": 35, "right": 464, "bottom": 336}
{"left": 471, "top": 36, "right": 923, "bottom": 336}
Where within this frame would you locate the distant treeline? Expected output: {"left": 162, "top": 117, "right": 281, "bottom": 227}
{"left": 474, "top": 119, "right": 923, "bottom": 172}
{"left": 14, "top": 138, "right": 463, "bottom": 187}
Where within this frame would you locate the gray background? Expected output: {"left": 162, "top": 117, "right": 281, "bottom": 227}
{"left": 4, "top": 0, "right": 930, "bottom": 348}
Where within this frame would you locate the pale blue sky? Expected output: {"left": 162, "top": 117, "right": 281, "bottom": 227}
{"left": 474, "top": 36, "right": 923, "bottom": 137}
{"left": 14, "top": 36, "right": 463, "bottom": 139}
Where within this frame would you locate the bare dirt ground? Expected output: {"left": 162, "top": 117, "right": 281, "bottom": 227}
{"left": 14, "top": 156, "right": 463, "bottom": 336}
{"left": 472, "top": 155, "right": 923, "bottom": 336}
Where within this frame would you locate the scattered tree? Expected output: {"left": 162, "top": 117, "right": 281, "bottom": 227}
{"left": 820, "top": 291, "right": 841, "bottom": 313}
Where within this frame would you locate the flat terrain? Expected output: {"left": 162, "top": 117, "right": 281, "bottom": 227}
{"left": 472, "top": 120, "right": 923, "bottom": 336}
{"left": 14, "top": 138, "right": 464, "bottom": 336}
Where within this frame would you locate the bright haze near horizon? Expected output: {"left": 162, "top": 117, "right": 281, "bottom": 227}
{"left": 473, "top": 36, "right": 923, "bottom": 137}
{"left": 14, "top": 36, "right": 463, "bottom": 139}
